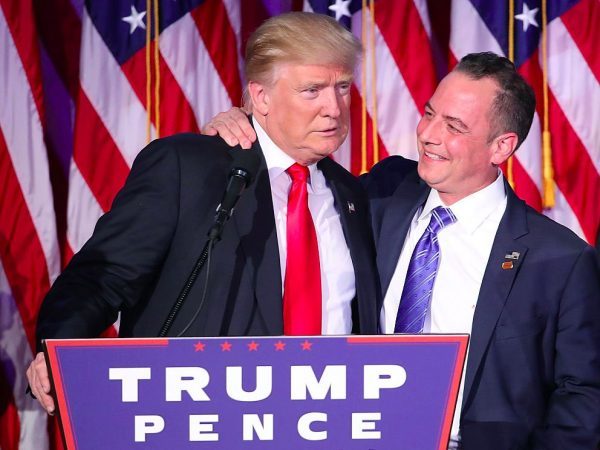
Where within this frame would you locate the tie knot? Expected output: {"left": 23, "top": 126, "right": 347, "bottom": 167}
{"left": 287, "top": 163, "right": 309, "bottom": 183}
{"left": 427, "top": 206, "right": 456, "bottom": 234}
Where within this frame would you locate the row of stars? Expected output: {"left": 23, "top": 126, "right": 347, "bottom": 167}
{"left": 122, "top": 1, "right": 539, "bottom": 36}
{"left": 194, "top": 340, "right": 314, "bottom": 352}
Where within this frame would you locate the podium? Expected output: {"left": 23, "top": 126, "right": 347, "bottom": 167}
{"left": 45, "top": 335, "right": 468, "bottom": 449}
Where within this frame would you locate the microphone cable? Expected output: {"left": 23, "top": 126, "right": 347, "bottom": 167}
{"left": 174, "top": 236, "right": 215, "bottom": 337}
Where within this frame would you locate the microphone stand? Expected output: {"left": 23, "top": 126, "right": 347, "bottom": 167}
{"left": 158, "top": 149, "right": 260, "bottom": 337}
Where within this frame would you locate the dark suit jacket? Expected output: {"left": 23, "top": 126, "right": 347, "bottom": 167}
{"left": 37, "top": 134, "right": 380, "bottom": 347}
{"left": 362, "top": 156, "right": 600, "bottom": 450}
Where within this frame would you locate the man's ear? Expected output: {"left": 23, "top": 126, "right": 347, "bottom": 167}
{"left": 247, "top": 81, "right": 270, "bottom": 116}
{"left": 491, "top": 132, "right": 519, "bottom": 165}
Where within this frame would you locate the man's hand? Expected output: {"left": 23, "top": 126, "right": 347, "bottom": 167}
{"left": 26, "top": 352, "right": 55, "bottom": 415}
{"left": 202, "top": 107, "right": 256, "bottom": 149}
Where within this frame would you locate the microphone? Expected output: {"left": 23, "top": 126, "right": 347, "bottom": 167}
{"left": 208, "top": 149, "right": 260, "bottom": 241}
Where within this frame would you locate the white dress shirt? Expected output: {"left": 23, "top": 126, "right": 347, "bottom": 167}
{"left": 381, "top": 172, "right": 507, "bottom": 447}
{"left": 254, "top": 119, "right": 355, "bottom": 335}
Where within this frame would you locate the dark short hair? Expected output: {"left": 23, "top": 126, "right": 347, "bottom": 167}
{"left": 454, "top": 52, "right": 536, "bottom": 150}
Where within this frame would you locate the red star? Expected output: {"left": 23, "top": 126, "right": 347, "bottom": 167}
{"left": 220, "top": 341, "right": 232, "bottom": 351}
{"left": 194, "top": 341, "right": 206, "bottom": 352}
{"left": 274, "top": 340, "right": 286, "bottom": 351}
{"left": 247, "top": 341, "right": 259, "bottom": 351}
{"left": 300, "top": 340, "right": 313, "bottom": 351}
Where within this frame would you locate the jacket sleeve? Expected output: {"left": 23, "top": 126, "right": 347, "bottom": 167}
{"left": 531, "top": 245, "right": 600, "bottom": 449}
{"left": 36, "top": 140, "right": 181, "bottom": 349}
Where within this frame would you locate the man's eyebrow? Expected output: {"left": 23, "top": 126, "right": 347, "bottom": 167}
{"left": 337, "top": 76, "right": 353, "bottom": 84}
{"left": 296, "top": 81, "right": 325, "bottom": 90}
{"left": 424, "top": 101, "right": 468, "bottom": 130}
{"left": 443, "top": 114, "right": 469, "bottom": 130}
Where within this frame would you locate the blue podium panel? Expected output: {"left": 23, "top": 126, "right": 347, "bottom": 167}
{"left": 45, "top": 335, "right": 468, "bottom": 450}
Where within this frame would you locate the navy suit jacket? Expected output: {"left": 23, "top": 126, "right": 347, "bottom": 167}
{"left": 37, "top": 134, "right": 380, "bottom": 345}
{"left": 363, "top": 156, "right": 600, "bottom": 450}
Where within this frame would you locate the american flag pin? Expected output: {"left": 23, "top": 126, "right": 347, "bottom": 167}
{"left": 504, "top": 251, "right": 520, "bottom": 260}
{"left": 347, "top": 202, "right": 355, "bottom": 213}
{"left": 501, "top": 261, "right": 514, "bottom": 270}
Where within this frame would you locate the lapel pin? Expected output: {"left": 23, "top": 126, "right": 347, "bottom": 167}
{"left": 504, "top": 251, "right": 520, "bottom": 260}
{"left": 502, "top": 261, "right": 514, "bottom": 270}
{"left": 347, "top": 202, "right": 355, "bottom": 213}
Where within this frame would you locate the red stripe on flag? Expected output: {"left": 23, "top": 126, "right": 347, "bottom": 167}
{"left": 518, "top": 54, "right": 544, "bottom": 119}
{"left": 120, "top": 47, "right": 200, "bottom": 136}
{"left": 374, "top": 0, "right": 437, "bottom": 114}
{"left": 0, "top": 127, "right": 51, "bottom": 350}
{"left": 191, "top": 0, "right": 243, "bottom": 106}
{"left": 157, "top": 54, "right": 201, "bottom": 135}
{"left": 34, "top": 0, "right": 82, "bottom": 98}
{"left": 0, "top": 0, "right": 45, "bottom": 123}
{"left": 549, "top": 89, "right": 600, "bottom": 243}
{"left": 448, "top": 51, "right": 458, "bottom": 71}
{"left": 560, "top": 0, "right": 599, "bottom": 82}
{"left": 501, "top": 157, "right": 543, "bottom": 211}
{"left": 63, "top": 241, "right": 75, "bottom": 269}
{"left": 72, "top": 90, "right": 130, "bottom": 213}
{"left": 349, "top": 85, "right": 390, "bottom": 176}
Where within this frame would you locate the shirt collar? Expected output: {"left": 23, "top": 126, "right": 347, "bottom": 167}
{"left": 419, "top": 171, "right": 506, "bottom": 234}
{"left": 252, "top": 116, "right": 321, "bottom": 187}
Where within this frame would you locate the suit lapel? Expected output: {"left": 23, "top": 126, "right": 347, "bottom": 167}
{"left": 462, "top": 184, "right": 529, "bottom": 411}
{"left": 318, "top": 158, "right": 380, "bottom": 332}
{"left": 318, "top": 158, "right": 359, "bottom": 255}
{"left": 231, "top": 142, "right": 283, "bottom": 335}
{"left": 377, "top": 172, "right": 429, "bottom": 296}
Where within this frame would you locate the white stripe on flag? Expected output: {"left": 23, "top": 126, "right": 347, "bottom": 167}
{"left": 449, "top": 0, "right": 503, "bottom": 58}
{"left": 0, "top": 262, "right": 49, "bottom": 450}
{"left": 413, "top": 0, "right": 432, "bottom": 38}
{"left": 67, "top": 161, "right": 105, "bottom": 252}
{"left": 544, "top": 185, "right": 586, "bottom": 240}
{"left": 515, "top": 113, "right": 543, "bottom": 190}
{"left": 160, "top": 13, "right": 234, "bottom": 130}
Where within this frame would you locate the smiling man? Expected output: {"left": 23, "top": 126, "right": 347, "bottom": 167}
{"left": 204, "top": 51, "right": 600, "bottom": 450}
{"left": 365, "top": 52, "right": 600, "bottom": 450}
{"left": 27, "top": 12, "right": 380, "bottom": 417}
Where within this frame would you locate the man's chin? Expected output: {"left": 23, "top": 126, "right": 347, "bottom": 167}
{"left": 417, "top": 164, "right": 441, "bottom": 187}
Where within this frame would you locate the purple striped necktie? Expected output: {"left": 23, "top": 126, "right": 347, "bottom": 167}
{"left": 394, "top": 206, "right": 457, "bottom": 333}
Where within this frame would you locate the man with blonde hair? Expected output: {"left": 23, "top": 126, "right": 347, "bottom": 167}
{"left": 27, "top": 12, "right": 380, "bottom": 415}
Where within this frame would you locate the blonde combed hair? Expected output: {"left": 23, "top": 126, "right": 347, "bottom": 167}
{"left": 243, "top": 12, "right": 361, "bottom": 105}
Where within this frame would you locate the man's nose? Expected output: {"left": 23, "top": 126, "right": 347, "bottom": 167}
{"left": 321, "top": 88, "right": 342, "bottom": 118}
{"left": 417, "top": 116, "right": 442, "bottom": 145}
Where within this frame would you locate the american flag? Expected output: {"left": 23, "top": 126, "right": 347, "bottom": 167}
{"left": 0, "top": 0, "right": 597, "bottom": 448}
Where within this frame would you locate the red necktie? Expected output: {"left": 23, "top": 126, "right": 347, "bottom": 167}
{"left": 283, "top": 163, "right": 322, "bottom": 335}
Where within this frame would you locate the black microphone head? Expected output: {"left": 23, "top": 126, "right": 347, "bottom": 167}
{"left": 230, "top": 149, "right": 261, "bottom": 185}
